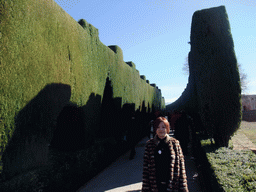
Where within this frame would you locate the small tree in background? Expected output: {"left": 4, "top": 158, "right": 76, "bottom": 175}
{"left": 182, "top": 57, "right": 189, "bottom": 76}
{"left": 238, "top": 63, "right": 248, "bottom": 93}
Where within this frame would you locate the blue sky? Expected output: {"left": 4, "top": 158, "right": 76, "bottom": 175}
{"left": 55, "top": 0, "right": 256, "bottom": 105}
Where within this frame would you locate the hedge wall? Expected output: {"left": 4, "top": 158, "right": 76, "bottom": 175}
{"left": 0, "top": 0, "right": 164, "bottom": 181}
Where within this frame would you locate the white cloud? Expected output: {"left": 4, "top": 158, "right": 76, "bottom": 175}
{"left": 244, "top": 79, "right": 256, "bottom": 95}
{"left": 245, "top": 91, "right": 256, "bottom": 95}
{"left": 165, "top": 97, "right": 178, "bottom": 105}
{"left": 160, "top": 85, "right": 187, "bottom": 92}
{"left": 159, "top": 85, "right": 186, "bottom": 103}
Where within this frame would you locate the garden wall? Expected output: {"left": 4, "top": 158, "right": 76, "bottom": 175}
{"left": 242, "top": 110, "right": 256, "bottom": 122}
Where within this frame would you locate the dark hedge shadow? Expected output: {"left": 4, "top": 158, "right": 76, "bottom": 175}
{"left": 0, "top": 79, "right": 158, "bottom": 192}
{"left": 1, "top": 83, "right": 71, "bottom": 181}
{"left": 50, "top": 91, "right": 103, "bottom": 153}
{"left": 45, "top": 92, "right": 103, "bottom": 192}
{"left": 99, "top": 77, "right": 122, "bottom": 139}
{"left": 50, "top": 104, "right": 88, "bottom": 152}
{"left": 81, "top": 93, "right": 102, "bottom": 141}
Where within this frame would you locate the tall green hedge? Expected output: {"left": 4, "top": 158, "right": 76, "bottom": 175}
{"left": 166, "top": 6, "right": 242, "bottom": 147}
{"left": 0, "top": 0, "right": 164, "bottom": 179}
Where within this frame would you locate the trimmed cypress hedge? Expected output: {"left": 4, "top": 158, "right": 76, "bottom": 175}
{"left": 166, "top": 6, "right": 242, "bottom": 147}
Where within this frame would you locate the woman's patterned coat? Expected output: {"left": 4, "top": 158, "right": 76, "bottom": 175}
{"left": 142, "top": 135, "right": 189, "bottom": 192}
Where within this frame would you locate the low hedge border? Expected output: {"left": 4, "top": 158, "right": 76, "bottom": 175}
{"left": 199, "top": 138, "right": 256, "bottom": 192}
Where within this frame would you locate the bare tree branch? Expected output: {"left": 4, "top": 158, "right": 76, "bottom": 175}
{"left": 182, "top": 57, "right": 189, "bottom": 76}
{"left": 238, "top": 63, "right": 248, "bottom": 93}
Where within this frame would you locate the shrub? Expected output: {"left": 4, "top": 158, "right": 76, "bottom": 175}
{"left": 201, "top": 139, "right": 256, "bottom": 191}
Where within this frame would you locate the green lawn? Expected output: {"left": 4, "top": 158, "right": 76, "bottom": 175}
{"left": 239, "top": 121, "right": 256, "bottom": 145}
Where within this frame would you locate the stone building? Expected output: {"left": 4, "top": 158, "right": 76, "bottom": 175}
{"left": 242, "top": 95, "right": 256, "bottom": 111}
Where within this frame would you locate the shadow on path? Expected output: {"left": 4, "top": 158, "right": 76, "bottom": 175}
{"left": 77, "top": 137, "right": 146, "bottom": 192}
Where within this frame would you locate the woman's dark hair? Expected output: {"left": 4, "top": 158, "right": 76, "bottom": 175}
{"left": 153, "top": 117, "right": 170, "bottom": 134}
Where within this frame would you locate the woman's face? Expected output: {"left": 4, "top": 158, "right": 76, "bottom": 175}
{"left": 156, "top": 122, "right": 167, "bottom": 139}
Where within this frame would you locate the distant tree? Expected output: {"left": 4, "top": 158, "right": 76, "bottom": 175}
{"left": 182, "top": 57, "right": 248, "bottom": 93}
{"left": 182, "top": 57, "right": 189, "bottom": 76}
{"left": 238, "top": 63, "right": 248, "bottom": 93}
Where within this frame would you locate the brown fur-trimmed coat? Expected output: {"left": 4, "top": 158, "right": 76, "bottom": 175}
{"left": 142, "top": 135, "right": 189, "bottom": 192}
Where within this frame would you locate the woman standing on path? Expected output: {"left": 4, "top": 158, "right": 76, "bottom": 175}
{"left": 142, "top": 117, "right": 189, "bottom": 192}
